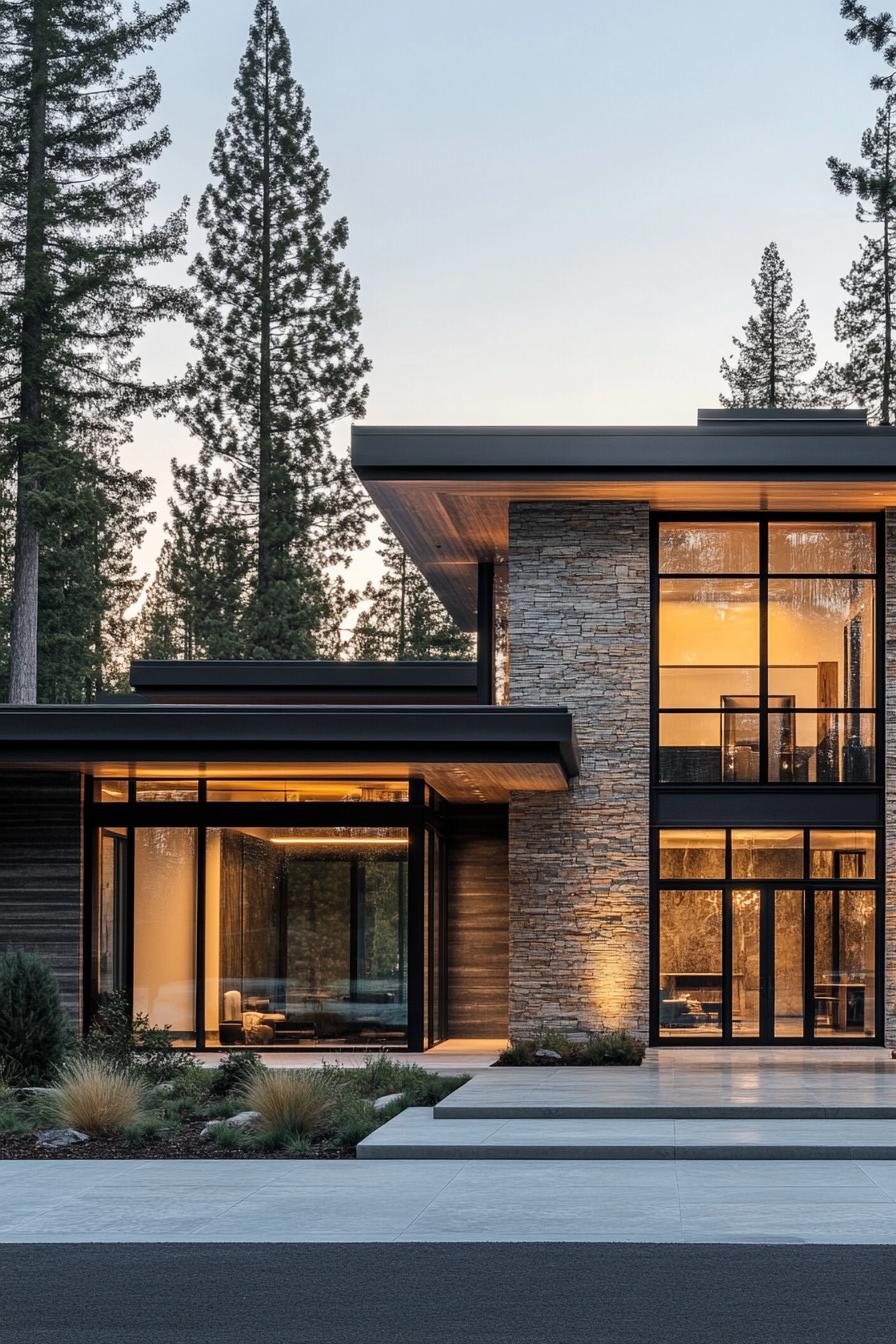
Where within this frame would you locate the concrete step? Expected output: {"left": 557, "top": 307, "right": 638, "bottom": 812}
{"left": 434, "top": 1102, "right": 896, "bottom": 1119}
{"left": 358, "top": 1108, "right": 896, "bottom": 1161}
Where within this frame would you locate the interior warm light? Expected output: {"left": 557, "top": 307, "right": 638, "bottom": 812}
{"left": 268, "top": 836, "right": 408, "bottom": 846}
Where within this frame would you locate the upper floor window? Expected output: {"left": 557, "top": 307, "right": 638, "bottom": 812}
{"left": 657, "top": 520, "right": 877, "bottom": 785}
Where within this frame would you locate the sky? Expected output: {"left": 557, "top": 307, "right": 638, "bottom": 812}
{"left": 130, "top": 0, "right": 884, "bottom": 590}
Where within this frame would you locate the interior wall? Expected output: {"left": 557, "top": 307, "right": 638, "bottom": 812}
{"left": 132, "top": 828, "right": 196, "bottom": 1032}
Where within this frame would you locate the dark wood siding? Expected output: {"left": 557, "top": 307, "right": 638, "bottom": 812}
{"left": 445, "top": 807, "right": 508, "bottom": 1038}
{"left": 0, "top": 771, "right": 83, "bottom": 1023}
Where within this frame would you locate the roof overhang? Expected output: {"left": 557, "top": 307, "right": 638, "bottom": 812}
{"left": 351, "top": 420, "right": 896, "bottom": 627}
{"left": 0, "top": 704, "right": 578, "bottom": 804}
{"left": 129, "top": 659, "right": 478, "bottom": 705}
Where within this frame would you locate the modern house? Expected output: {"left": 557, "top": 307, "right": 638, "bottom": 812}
{"left": 0, "top": 406, "right": 892, "bottom": 1051}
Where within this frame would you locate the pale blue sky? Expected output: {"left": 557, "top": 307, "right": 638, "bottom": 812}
{"left": 131, "top": 0, "right": 883, "bottom": 585}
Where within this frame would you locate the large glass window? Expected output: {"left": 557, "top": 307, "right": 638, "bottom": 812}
{"left": 657, "top": 519, "right": 878, "bottom": 784}
{"left": 656, "top": 828, "right": 880, "bottom": 1042}
{"left": 88, "top": 779, "right": 439, "bottom": 1050}
{"left": 205, "top": 826, "right": 409, "bottom": 1048}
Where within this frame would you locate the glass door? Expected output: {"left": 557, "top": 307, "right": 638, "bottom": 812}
{"left": 730, "top": 886, "right": 806, "bottom": 1041}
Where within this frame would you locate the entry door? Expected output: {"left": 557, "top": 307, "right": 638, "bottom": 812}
{"left": 728, "top": 886, "right": 805, "bottom": 1041}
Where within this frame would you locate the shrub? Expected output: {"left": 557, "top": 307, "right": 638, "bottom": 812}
{"left": 0, "top": 949, "right": 71, "bottom": 1086}
{"left": 332, "top": 1096, "right": 379, "bottom": 1147}
{"left": 495, "top": 1040, "right": 537, "bottom": 1067}
{"left": 48, "top": 1059, "right": 146, "bottom": 1136}
{"left": 241, "top": 1069, "right": 337, "bottom": 1140}
{"left": 80, "top": 989, "right": 192, "bottom": 1082}
{"left": 209, "top": 1122, "right": 249, "bottom": 1151}
{"left": 206, "top": 1050, "right": 263, "bottom": 1098}
{"left": 579, "top": 1030, "right": 646, "bottom": 1066}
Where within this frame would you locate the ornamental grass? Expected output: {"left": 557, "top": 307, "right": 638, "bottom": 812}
{"left": 49, "top": 1058, "right": 146, "bottom": 1136}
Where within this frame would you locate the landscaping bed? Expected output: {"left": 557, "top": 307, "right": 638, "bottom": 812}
{"left": 494, "top": 1029, "right": 646, "bottom": 1066}
{"left": 0, "top": 954, "right": 468, "bottom": 1159}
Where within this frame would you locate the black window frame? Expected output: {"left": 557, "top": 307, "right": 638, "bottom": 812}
{"left": 83, "top": 776, "right": 449, "bottom": 1053}
{"left": 651, "top": 512, "right": 884, "bottom": 789}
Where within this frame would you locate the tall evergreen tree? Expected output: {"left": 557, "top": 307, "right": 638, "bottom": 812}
{"left": 351, "top": 525, "right": 474, "bottom": 662}
{"left": 840, "top": 3, "right": 896, "bottom": 90}
{"left": 137, "top": 462, "right": 248, "bottom": 661}
{"left": 720, "top": 243, "right": 818, "bottom": 408}
{"left": 0, "top": 0, "right": 188, "bottom": 702}
{"left": 828, "top": 95, "right": 896, "bottom": 424}
{"left": 181, "top": 0, "right": 371, "bottom": 660}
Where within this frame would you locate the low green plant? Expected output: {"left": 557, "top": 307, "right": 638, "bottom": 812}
{"left": 331, "top": 1096, "right": 379, "bottom": 1147}
{"left": 579, "top": 1030, "right": 646, "bottom": 1066}
{"left": 209, "top": 1122, "right": 250, "bottom": 1151}
{"left": 202, "top": 1096, "right": 242, "bottom": 1120}
{"left": 79, "top": 989, "right": 193, "bottom": 1083}
{"left": 48, "top": 1058, "right": 146, "bottom": 1136}
{"left": 283, "top": 1134, "right": 313, "bottom": 1158}
{"left": 122, "top": 1114, "right": 167, "bottom": 1142}
{"left": 241, "top": 1069, "right": 337, "bottom": 1140}
{"left": 0, "top": 1097, "right": 31, "bottom": 1137}
{"left": 0, "top": 949, "right": 72, "bottom": 1085}
{"left": 205, "top": 1050, "right": 263, "bottom": 1098}
{"left": 495, "top": 1040, "right": 537, "bottom": 1066}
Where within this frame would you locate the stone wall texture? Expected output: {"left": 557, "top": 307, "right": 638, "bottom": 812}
{"left": 507, "top": 501, "right": 651, "bottom": 1038}
{"left": 886, "top": 511, "right": 896, "bottom": 1045}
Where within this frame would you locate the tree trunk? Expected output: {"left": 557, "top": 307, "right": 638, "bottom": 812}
{"left": 257, "top": 0, "right": 273, "bottom": 599}
{"left": 8, "top": 0, "right": 49, "bottom": 704}
{"left": 883, "top": 103, "right": 893, "bottom": 426}
{"left": 397, "top": 552, "right": 407, "bottom": 660}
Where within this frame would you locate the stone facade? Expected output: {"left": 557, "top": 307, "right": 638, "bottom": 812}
{"left": 507, "top": 501, "right": 651, "bottom": 1038}
{"left": 886, "top": 511, "right": 896, "bottom": 1046}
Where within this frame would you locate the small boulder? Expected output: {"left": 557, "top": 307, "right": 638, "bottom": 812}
{"left": 200, "top": 1110, "right": 261, "bottom": 1140}
{"left": 534, "top": 1048, "right": 562, "bottom": 1062}
{"left": 15, "top": 1086, "right": 55, "bottom": 1102}
{"left": 373, "top": 1092, "right": 404, "bottom": 1112}
{"left": 37, "top": 1128, "right": 89, "bottom": 1148}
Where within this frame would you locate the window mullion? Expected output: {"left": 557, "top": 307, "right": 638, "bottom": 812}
{"left": 759, "top": 517, "right": 769, "bottom": 784}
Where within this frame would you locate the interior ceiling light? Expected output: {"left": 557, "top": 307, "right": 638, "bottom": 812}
{"left": 268, "top": 836, "right": 408, "bottom": 846}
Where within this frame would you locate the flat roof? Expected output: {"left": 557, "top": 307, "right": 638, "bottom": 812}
{"left": 351, "top": 417, "right": 896, "bottom": 626}
{"left": 130, "top": 659, "right": 478, "bottom": 704}
{"left": 0, "top": 703, "right": 578, "bottom": 803}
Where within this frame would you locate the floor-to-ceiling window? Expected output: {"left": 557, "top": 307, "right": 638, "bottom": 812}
{"left": 652, "top": 517, "right": 882, "bottom": 1045}
{"left": 657, "top": 519, "right": 877, "bottom": 785}
{"left": 88, "top": 778, "right": 446, "bottom": 1050}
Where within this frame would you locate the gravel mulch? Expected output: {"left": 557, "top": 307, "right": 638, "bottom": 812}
{"left": 0, "top": 1121, "right": 353, "bottom": 1161}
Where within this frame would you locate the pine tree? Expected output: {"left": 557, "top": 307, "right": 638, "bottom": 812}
{"left": 137, "top": 463, "right": 248, "bottom": 661}
{"left": 840, "top": 3, "right": 896, "bottom": 91}
{"left": 828, "top": 97, "right": 896, "bottom": 424}
{"left": 181, "top": 0, "right": 371, "bottom": 660}
{"left": 0, "top": 0, "right": 188, "bottom": 702}
{"left": 720, "top": 243, "right": 818, "bottom": 408}
{"left": 351, "top": 525, "right": 474, "bottom": 662}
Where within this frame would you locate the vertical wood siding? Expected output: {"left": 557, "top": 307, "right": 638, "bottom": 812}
{"left": 446, "top": 810, "right": 509, "bottom": 1038}
{"left": 0, "top": 771, "right": 83, "bottom": 1023}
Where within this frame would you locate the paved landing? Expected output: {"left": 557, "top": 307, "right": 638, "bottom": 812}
{"left": 434, "top": 1062, "right": 896, "bottom": 1118}
{"left": 7, "top": 1158, "right": 896, "bottom": 1243}
{"left": 359, "top": 1107, "right": 896, "bottom": 1159}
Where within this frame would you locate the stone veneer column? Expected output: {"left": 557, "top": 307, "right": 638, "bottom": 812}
{"left": 886, "top": 512, "right": 896, "bottom": 1045}
{"left": 507, "top": 501, "right": 650, "bottom": 1038}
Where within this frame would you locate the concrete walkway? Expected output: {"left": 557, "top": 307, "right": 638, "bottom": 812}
{"left": 6, "top": 1157, "right": 896, "bottom": 1242}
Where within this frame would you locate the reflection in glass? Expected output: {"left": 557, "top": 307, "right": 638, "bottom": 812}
{"left": 94, "top": 827, "right": 127, "bottom": 1006}
{"left": 810, "top": 830, "right": 876, "bottom": 879}
{"left": 767, "top": 712, "right": 875, "bottom": 783}
{"left": 814, "top": 889, "right": 876, "bottom": 1037}
{"left": 658, "top": 889, "right": 723, "bottom": 1037}
{"left": 768, "top": 579, "right": 874, "bottom": 709}
{"left": 659, "top": 523, "right": 760, "bottom": 575}
{"left": 659, "top": 578, "right": 759, "bottom": 708}
{"left": 774, "top": 890, "right": 804, "bottom": 1037}
{"left": 731, "top": 888, "right": 760, "bottom": 1036}
{"left": 135, "top": 780, "right": 199, "bottom": 802}
{"left": 768, "top": 522, "right": 876, "bottom": 575}
{"left": 658, "top": 712, "right": 759, "bottom": 784}
{"left": 658, "top": 830, "right": 726, "bottom": 879}
{"left": 95, "top": 779, "right": 128, "bottom": 802}
{"left": 205, "top": 827, "right": 409, "bottom": 1047}
{"left": 205, "top": 779, "right": 408, "bottom": 803}
{"left": 731, "top": 830, "right": 802, "bottom": 880}
{"left": 133, "top": 828, "right": 197, "bottom": 1044}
